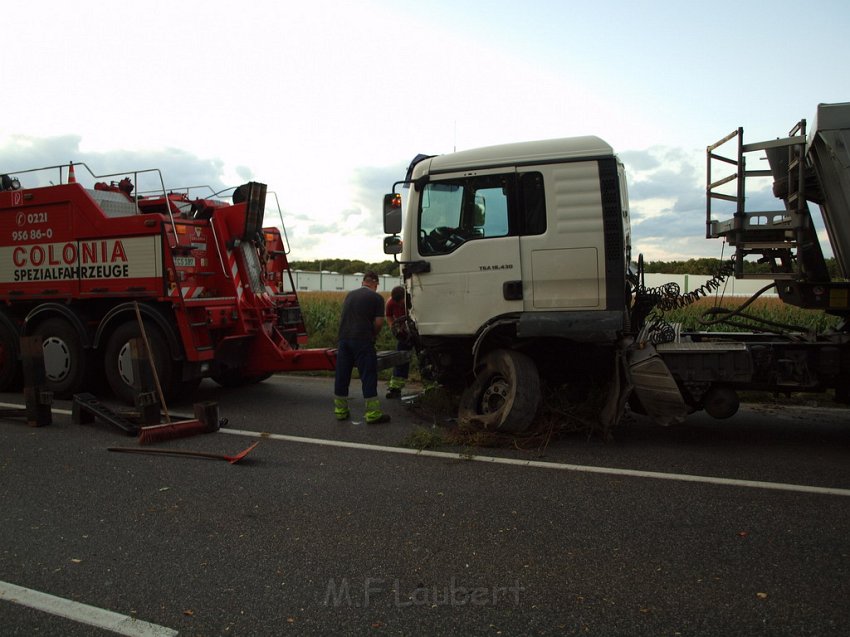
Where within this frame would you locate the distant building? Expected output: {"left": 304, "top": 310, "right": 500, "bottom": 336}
{"left": 642, "top": 273, "right": 777, "bottom": 297}
{"left": 289, "top": 271, "right": 401, "bottom": 292}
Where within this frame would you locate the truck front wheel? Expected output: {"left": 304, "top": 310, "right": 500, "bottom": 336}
{"left": 458, "top": 349, "right": 542, "bottom": 433}
{"left": 33, "top": 317, "right": 88, "bottom": 398}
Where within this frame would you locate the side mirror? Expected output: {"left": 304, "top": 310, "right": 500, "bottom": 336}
{"left": 383, "top": 235, "right": 403, "bottom": 255}
{"left": 383, "top": 193, "right": 402, "bottom": 235}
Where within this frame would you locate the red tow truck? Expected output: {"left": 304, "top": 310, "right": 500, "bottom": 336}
{"left": 0, "top": 162, "right": 338, "bottom": 402}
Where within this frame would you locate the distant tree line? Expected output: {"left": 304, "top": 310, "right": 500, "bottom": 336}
{"left": 643, "top": 257, "right": 842, "bottom": 279}
{"left": 288, "top": 259, "right": 399, "bottom": 276}
{"left": 290, "top": 257, "right": 844, "bottom": 280}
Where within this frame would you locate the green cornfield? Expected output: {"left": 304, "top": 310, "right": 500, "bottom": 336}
{"left": 300, "top": 291, "right": 843, "bottom": 347}
{"left": 298, "top": 291, "right": 408, "bottom": 379}
{"left": 299, "top": 291, "right": 398, "bottom": 351}
{"left": 657, "top": 296, "right": 843, "bottom": 334}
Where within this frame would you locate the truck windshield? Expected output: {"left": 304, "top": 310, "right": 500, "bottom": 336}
{"left": 418, "top": 176, "right": 510, "bottom": 255}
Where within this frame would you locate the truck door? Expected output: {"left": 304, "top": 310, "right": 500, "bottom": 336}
{"left": 517, "top": 158, "right": 628, "bottom": 315}
{"left": 410, "top": 168, "right": 522, "bottom": 336}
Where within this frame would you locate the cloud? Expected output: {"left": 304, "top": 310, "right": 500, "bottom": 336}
{"left": 347, "top": 162, "right": 408, "bottom": 231}
{"left": 1, "top": 134, "right": 228, "bottom": 194}
{"left": 0, "top": 135, "right": 82, "bottom": 169}
{"left": 3, "top": 132, "right": 832, "bottom": 264}
{"left": 622, "top": 146, "right": 707, "bottom": 258}
{"left": 619, "top": 149, "right": 662, "bottom": 172}
{"left": 624, "top": 146, "right": 747, "bottom": 260}
{"left": 621, "top": 144, "right": 835, "bottom": 261}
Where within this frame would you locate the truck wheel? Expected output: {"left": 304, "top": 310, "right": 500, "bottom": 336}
{"left": 104, "top": 321, "right": 176, "bottom": 404}
{"left": 33, "top": 317, "right": 88, "bottom": 398}
{"left": 457, "top": 349, "right": 542, "bottom": 433}
{"left": 0, "top": 321, "right": 21, "bottom": 391}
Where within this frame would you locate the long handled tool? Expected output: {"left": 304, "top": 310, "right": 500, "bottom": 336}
{"left": 108, "top": 441, "right": 259, "bottom": 464}
{"left": 132, "top": 301, "right": 215, "bottom": 444}
{"left": 133, "top": 301, "right": 170, "bottom": 424}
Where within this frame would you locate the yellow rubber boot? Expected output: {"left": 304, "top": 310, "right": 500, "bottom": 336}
{"left": 365, "top": 398, "right": 391, "bottom": 424}
{"left": 334, "top": 396, "right": 350, "bottom": 421}
{"left": 386, "top": 376, "right": 406, "bottom": 399}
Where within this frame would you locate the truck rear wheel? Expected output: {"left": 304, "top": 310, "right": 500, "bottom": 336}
{"left": 104, "top": 321, "right": 178, "bottom": 404}
{"left": 457, "top": 349, "right": 542, "bottom": 433}
{"left": 33, "top": 317, "right": 88, "bottom": 398}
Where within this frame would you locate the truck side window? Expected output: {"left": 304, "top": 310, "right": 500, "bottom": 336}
{"left": 418, "top": 175, "right": 511, "bottom": 255}
{"left": 520, "top": 172, "right": 546, "bottom": 236}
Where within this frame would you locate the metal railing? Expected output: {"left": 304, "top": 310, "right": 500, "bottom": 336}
{"left": 706, "top": 124, "right": 809, "bottom": 280}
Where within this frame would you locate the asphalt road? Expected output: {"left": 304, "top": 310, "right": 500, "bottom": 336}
{"left": 1, "top": 375, "right": 849, "bottom": 636}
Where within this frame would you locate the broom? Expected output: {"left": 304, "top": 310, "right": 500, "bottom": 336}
{"left": 133, "top": 302, "right": 214, "bottom": 445}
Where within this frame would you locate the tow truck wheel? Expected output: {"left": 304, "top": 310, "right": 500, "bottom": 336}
{"left": 33, "top": 317, "right": 88, "bottom": 398}
{"left": 0, "top": 321, "right": 21, "bottom": 391}
{"left": 458, "top": 349, "right": 542, "bottom": 433}
{"left": 104, "top": 321, "right": 176, "bottom": 404}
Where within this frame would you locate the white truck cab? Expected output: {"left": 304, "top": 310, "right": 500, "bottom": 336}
{"left": 384, "top": 136, "right": 633, "bottom": 431}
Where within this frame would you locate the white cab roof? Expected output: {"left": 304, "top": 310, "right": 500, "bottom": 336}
{"left": 425, "top": 135, "right": 614, "bottom": 175}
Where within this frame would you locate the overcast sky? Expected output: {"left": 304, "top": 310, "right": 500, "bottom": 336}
{"left": 2, "top": 0, "right": 847, "bottom": 262}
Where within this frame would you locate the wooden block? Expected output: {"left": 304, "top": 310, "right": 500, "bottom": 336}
{"left": 193, "top": 401, "right": 220, "bottom": 432}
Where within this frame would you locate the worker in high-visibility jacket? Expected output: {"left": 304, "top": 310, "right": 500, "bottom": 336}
{"left": 333, "top": 272, "right": 391, "bottom": 424}
{"left": 385, "top": 285, "right": 412, "bottom": 399}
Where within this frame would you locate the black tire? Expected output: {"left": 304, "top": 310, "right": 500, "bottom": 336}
{"left": 104, "top": 320, "right": 179, "bottom": 405}
{"left": 33, "top": 317, "right": 88, "bottom": 398}
{"left": 457, "top": 349, "right": 541, "bottom": 433}
{"left": 0, "top": 320, "right": 21, "bottom": 391}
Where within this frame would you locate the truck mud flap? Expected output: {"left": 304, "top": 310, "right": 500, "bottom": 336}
{"left": 377, "top": 349, "right": 411, "bottom": 371}
{"left": 627, "top": 345, "right": 691, "bottom": 426}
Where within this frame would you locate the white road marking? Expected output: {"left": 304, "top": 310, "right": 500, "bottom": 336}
{"left": 0, "top": 580, "right": 178, "bottom": 637}
{"left": 0, "top": 401, "right": 71, "bottom": 414}
{"left": 220, "top": 427, "right": 850, "bottom": 497}
{"left": 3, "top": 401, "right": 849, "bottom": 497}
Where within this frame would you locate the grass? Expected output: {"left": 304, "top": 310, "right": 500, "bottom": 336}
{"left": 657, "top": 296, "right": 843, "bottom": 334}
{"left": 400, "top": 426, "right": 447, "bottom": 450}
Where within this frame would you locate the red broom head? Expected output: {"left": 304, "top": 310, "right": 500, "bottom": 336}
{"left": 137, "top": 419, "right": 215, "bottom": 445}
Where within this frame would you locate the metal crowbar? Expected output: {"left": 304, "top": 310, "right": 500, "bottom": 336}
{"left": 107, "top": 441, "right": 259, "bottom": 464}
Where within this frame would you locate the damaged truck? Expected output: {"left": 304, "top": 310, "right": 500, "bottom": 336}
{"left": 382, "top": 102, "right": 850, "bottom": 431}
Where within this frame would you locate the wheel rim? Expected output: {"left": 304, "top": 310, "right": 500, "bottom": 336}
{"left": 116, "top": 342, "right": 135, "bottom": 387}
{"left": 42, "top": 336, "right": 72, "bottom": 382}
{"left": 481, "top": 376, "right": 510, "bottom": 413}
